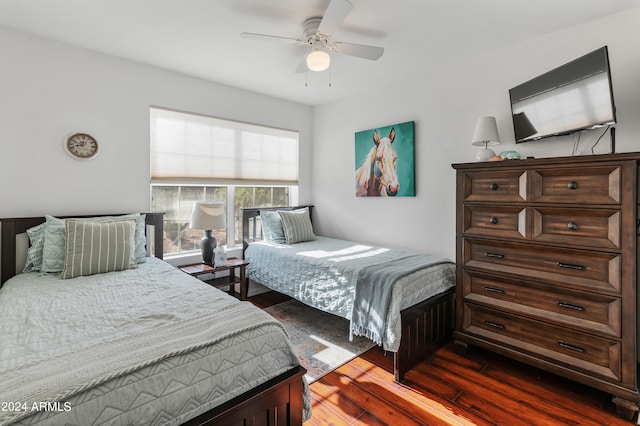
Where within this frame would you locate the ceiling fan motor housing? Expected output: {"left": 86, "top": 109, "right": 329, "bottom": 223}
{"left": 303, "top": 17, "right": 323, "bottom": 40}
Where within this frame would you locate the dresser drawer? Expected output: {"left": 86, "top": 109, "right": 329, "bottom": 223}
{"left": 463, "top": 205, "right": 526, "bottom": 240}
{"left": 462, "top": 271, "right": 621, "bottom": 337}
{"left": 532, "top": 207, "right": 620, "bottom": 249}
{"left": 464, "top": 239, "right": 620, "bottom": 293}
{"left": 462, "top": 170, "right": 526, "bottom": 203}
{"left": 530, "top": 166, "right": 620, "bottom": 204}
{"left": 462, "top": 303, "right": 621, "bottom": 381}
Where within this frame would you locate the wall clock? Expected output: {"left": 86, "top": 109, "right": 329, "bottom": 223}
{"left": 65, "top": 133, "right": 99, "bottom": 159}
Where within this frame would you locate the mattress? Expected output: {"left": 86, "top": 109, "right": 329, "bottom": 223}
{"left": 0, "top": 257, "right": 310, "bottom": 425}
{"left": 245, "top": 236, "right": 456, "bottom": 351}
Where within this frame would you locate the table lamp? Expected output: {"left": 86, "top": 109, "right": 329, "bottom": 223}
{"left": 472, "top": 116, "right": 501, "bottom": 161}
{"left": 190, "top": 202, "right": 226, "bottom": 266}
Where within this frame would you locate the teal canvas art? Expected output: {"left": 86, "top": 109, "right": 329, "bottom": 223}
{"left": 355, "top": 121, "right": 415, "bottom": 197}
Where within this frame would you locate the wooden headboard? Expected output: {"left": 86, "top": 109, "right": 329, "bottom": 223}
{"left": 241, "top": 206, "right": 314, "bottom": 258}
{"left": 0, "top": 213, "right": 164, "bottom": 285}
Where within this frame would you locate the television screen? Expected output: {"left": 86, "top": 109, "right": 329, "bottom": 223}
{"left": 509, "top": 46, "right": 616, "bottom": 143}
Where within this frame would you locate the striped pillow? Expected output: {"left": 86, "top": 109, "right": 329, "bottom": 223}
{"left": 279, "top": 208, "right": 315, "bottom": 244}
{"left": 61, "top": 219, "right": 137, "bottom": 279}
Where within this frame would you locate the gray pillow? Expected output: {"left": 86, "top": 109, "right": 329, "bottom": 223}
{"left": 41, "top": 216, "right": 66, "bottom": 273}
{"left": 23, "top": 223, "right": 46, "bottom": 272}
{"left": 261, "top": 210, "right": 286, "bottom": 244}
{"left": 279, "top": 208, "right": 315, "bottom": 244}
{"left": 41, "top": 213, "right": 146, "bottom": 273}
{"left": 61, "top": 219, "right": 137, "bottom": 279}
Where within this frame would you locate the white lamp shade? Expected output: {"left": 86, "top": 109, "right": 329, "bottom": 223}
{"left": 306, "top": 49, "right": 331, "bottom": 72}
{"left": 471, "top": 116, "right": 501, "bottom": 147}
{"left": 190, "top": 202, "right": 226, "bottom": 230}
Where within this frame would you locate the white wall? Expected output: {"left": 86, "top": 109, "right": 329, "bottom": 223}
{"left": 311, "top": 7, "right": 640, "bottom": 261}
{"left": 2, "top": 7, "right": 640, "bottom": 264}
{"left": 0, "top": 26, "right": 313, "bottom": 218}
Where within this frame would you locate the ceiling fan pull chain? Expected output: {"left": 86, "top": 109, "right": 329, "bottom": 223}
{"left": 305, "top": 71, "right": 308, "bottom": 87}
{"left": 329, "top": 68, "right": 332, "bottom": 87}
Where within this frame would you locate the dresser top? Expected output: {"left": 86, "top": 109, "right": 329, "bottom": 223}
{"left": 452, "top": 152, "right": 640, "bottom": 170}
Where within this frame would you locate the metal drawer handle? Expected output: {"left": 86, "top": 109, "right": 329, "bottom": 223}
{"left": 484, "top": 252, "right": 505, "bottom": 259}
{"left": 490, "top": 183, "right": 499, "bottom": 191}
{"left": 567, "top": 222, "right": 578, "bottom": 231}
{"left": 557, "top": 262, "right": 585, "bottom": 271}
{"left": 558, "top": 341, "right": 585, "bottom": 353}
{"left": 567, "top": 181, "right": 578, "bottom": 190}
{"left": 557, "top": 301, "right": 585, "bottom": 311}
{"left": 485, "top": 321, "right": 505, "bottom": 330}
{"left": 489, "top": 217, "right": 498, "bottom": 225}
{"left": 483, "top": 286, "right": 506, "bottom": 294}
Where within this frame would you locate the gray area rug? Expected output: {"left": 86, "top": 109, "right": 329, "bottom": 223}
{"left": 264, "top": 299, "right": 376, "bottom": 383}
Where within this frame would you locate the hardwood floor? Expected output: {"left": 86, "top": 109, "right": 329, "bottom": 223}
{"left": 249, "top": 292, "right": 636, "bottom": 425}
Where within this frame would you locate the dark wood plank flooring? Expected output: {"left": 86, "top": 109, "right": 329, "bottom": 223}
{"left": 249, "top": 292, "right": 636, "bottom": 425}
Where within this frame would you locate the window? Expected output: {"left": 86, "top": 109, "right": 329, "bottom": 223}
{"left": 150, "top": 107, "right": 299, "bottom": 256}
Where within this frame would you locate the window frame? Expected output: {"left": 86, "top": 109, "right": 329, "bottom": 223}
{"left": 150, "top": 107, "right": 300, "bottom": 260}
{"left": 151, "top": 183, "right": 297, "bottom": 259}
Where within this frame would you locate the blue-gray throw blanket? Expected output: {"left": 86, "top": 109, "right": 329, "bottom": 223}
{"left": 351, "top": 254, "right": 449, "bottom": 345}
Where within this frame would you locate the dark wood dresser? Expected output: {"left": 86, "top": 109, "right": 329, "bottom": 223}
{"left": 452, "top": 153, "right": 640, "bottom": 419}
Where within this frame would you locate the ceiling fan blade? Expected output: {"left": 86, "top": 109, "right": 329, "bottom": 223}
{"left": 317, "top": 0, "right": 353, "bottom": 36}
{"left": 332, "top": 42, "right": 384, "bottom": 60}
{"left": 294, "top": 58, "right": 308, "bottom": 74}
{"left": 240, "top": 32, "right": 304, "bottom": 44}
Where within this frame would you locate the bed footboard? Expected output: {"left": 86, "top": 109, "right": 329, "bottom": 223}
{"left": 394, "top": 287, "right": 456, "bottom": 382}
{"left": 181, "top": 365, "right": 306, "bottom": 426}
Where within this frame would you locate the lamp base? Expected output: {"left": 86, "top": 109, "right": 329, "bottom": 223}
{"left": 200, "top": 230, "right": 217, "bottom": 266}
{"left": 476, "top": 148, "right": 497, "bottom": 162}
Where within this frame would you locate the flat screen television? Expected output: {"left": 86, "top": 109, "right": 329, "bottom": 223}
{"left": 509, "top": 46, "right": 616, "bottom": 144}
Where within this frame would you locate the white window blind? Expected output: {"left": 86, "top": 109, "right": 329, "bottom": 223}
{"left": 151, "top": 107, "right": 299, "bottom": 185}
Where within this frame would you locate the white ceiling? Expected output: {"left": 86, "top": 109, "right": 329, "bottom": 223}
{"left": 1, "top": 0, "right": 639, "bottom": 106}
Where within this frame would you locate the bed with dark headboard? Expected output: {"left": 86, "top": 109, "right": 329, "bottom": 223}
{"left": 0, "top": 212, "right": 307, "bottom": 426}
{"left": 242, "top": 206, "right": 456, "bottom": 382}
{"left": 0, "top": 213, "right": 165, "bottom": 285}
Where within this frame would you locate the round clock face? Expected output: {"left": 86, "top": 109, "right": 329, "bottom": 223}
{"left": 65, "top": 133, "right": 99, "bottom": 159}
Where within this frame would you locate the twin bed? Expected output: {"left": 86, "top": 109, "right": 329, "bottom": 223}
{"left": 241, "top": 206, "right": 456, "bottom": 381}
{"left": 0, "top": 207, "right": 456, "bottom": 426}
{"left": 0, "top": 213, "right": 307, "bottom": 426}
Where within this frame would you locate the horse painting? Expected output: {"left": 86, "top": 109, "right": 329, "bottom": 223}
{"left": 355, "top": 127, "right": 400, "bottom": 197}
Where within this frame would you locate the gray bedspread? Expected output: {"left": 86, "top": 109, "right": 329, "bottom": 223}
{"left": 246, "top": 236, "right": 455, "bottom": 351}
{"left": 0, "top": 257, "right": 310, "bottom": 426}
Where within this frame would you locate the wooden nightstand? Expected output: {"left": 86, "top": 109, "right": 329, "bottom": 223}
{"left": 179, "top": 258, "right": 250, "bottom": 300}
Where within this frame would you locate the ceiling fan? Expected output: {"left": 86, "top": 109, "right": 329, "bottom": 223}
{"left": 240, "top": 0, "right": 384, "bottom": 73}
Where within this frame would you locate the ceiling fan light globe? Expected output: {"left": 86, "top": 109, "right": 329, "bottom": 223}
{"left": 306, "top": 49, "right": 330, "bottom": 72}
